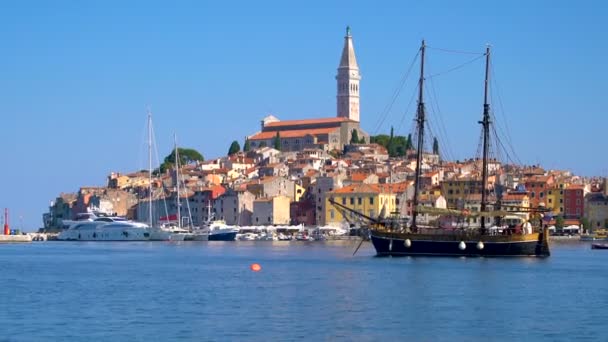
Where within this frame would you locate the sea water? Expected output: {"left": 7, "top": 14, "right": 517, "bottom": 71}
{"left": 0, "top": 240, "right": 604, "bottom": 341}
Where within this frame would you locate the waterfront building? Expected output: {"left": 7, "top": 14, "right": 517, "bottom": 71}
{"left": 213, "top": 189, "right": 254, "bottom": 226}
{"left": 246, "top": 176, "right": 295, "bottom": 200}
{"left": 247, "top": 27, "right": 368, "bottom": 152}
{"left": 585, "top": 179, "right": 608, "bottom": 231}
{"left": 563, "top": 184, "right": 586, "bottom": 220}
{"left": 523, "top": 174, "right": 555, "bottom": 208}
{"left": 43, "top": 193, "right": 77, "bottom": 230}
{"left": 324, "top": 183, "right": 398, "bottom": 226}
{"left": 252, "top": 195, "right": 291, "bottom": 225}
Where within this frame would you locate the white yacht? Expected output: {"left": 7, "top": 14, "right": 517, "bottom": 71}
{"left": 205, "top": 220, "right": 238, "bottom": 241}
{"left": 57, "top": 218, "right": 153, "bottom": 241}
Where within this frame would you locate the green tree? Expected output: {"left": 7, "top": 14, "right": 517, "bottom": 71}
{"left": 228, "top": 140, "right": 241, "bottom": 155}
{"left": 158, "top": 148, "right": 204, "bottom": 173}
{"left": 406, "top": 134, "right": 413, "bottom": 150}
{"left": 555, "top": 216, "right": 565, "bottom": 230}
{"left": 273, "top": 132, "right": 281, "bottom": 150}
{"left": 350, "top": 129, "right": 360, "bottom": 144}
{"left": 243, "top": 138, "right": 251, "bottom": 152}
{"left": 432, "top": 137, "right": 439, "bottom": 155}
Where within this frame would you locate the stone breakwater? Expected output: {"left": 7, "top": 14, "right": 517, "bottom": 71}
{"left": 0, "top": 235, "right": 32, "bottom": 243}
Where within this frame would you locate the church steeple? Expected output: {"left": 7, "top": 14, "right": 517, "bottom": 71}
{"left": 336, "top": 26, "right": 361, "bottom": 122}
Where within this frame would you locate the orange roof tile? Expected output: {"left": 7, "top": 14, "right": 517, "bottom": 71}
{"left": 249, "top": 127, "right": 338, "bottom": 140}
{"left": 264, "top": 117, "right": 353, "bottom": 128}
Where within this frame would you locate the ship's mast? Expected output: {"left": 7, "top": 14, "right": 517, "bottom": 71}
{"left": 479, "top": 45, "right": 491, "bottom": 234}
{"left": 411, "top": 40, "right": 426, "bottom": 230}
{"left": 174, "top": 134, "right": 181, "bottom": 229}
{"left": 147, "top": 110, "right": 153, "bottom": 228}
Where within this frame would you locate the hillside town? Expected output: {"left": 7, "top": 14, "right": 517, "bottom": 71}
{"left": 40, "top": 27, "right": 608, "bottom": 235}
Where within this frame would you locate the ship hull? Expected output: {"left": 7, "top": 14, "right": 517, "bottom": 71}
{"left": 370, "top": 230, "right": 550, "bottom": 257}
{"left": 208, "top": 231, "right": 237, "bottom": 241}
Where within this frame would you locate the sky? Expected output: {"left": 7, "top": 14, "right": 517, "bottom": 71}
{"left": 1, "top": 0, "right": 606, "bottom": 231}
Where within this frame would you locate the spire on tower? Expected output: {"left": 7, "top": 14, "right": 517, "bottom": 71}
{"left": 336, "top": 26, "right": 361, "bottom": 122}
{"left": 339, "top": 26, "right": 359, "bottom": 70}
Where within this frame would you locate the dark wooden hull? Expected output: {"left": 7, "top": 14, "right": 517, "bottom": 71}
{"left": 591, "top": 243, "right": 608, "bottom": 250}
{"left": 370, "top": 228, "right": 550, "bottom": 257}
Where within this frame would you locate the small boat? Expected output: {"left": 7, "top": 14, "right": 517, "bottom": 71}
{"left": 591, "top": 243, "right": 608, "bottom": 250}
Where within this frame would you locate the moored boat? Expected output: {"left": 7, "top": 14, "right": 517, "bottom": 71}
{"left": 591, "top": 243, "right": 608, "bottom": 250}
{"left": 330, "top": 41, "right": 550, "bottom": 258}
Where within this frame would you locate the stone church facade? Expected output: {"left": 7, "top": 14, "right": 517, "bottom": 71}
{"left": 248, "top": 27, "right": 368, "bottom": 152}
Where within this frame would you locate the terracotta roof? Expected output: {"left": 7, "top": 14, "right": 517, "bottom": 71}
{"left": 566, "top": 184, "right": 585, "bottom": 190}
{"left": 350, "top": 172, "right": 370, "bottom": 182}
{"left": 331, "top": 183, "right": 382, "bottom": 194}
{"left": 331, "top": 182, "right": 410, "bottom": 195}
{"left": 249, "top": 127, "right": 338, "bottom": 140}
{"left": 264, "top": 117, "right": 353, "bottom": 128}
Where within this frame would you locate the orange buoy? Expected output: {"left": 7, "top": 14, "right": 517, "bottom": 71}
{"left": 250, "top": 263, "right": 262, "bottom": 272}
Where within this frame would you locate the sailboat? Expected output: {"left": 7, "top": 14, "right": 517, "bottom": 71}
{"left": 331, "top": 41, "right": 550, "bottom": 257}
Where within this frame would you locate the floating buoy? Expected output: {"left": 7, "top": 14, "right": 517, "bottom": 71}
{"left": 250, "top": 263, "right": 262, "bottom": 272}
{"left": 404, "top": 239, "right": 411, "bottom": 248}
{"left": 458, "top": 241, "right": 466, "bottom": 250}
{"left": 477, "top": 241, "right": 484, "bottom": 250}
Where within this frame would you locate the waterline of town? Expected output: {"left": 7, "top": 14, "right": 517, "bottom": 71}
{"left": 1, "top": 238, "right": 605, "bottom": 341}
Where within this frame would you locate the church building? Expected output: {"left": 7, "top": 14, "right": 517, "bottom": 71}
{"left": 248, "top": 27, "right": 369, "bottom": 152}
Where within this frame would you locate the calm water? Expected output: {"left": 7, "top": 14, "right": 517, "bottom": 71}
{"left": 0, "top": 239, "right": 605, "bottom": 341}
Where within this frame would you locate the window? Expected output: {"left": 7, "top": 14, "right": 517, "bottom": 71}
{"left": 540, "top": 192, "right": 544, "bottom": 198}
{"left": 560, "top": 199, "right": 563, "bottom": 204}
{"left": 350, "top": 197, "right": 354, "bottom": 205}
{"left": 256, "top": 217, "right": 259, "bottom": 222}
{"left": 358, "top": 197, "right": 362, "bottom": 205}
{"left": 341, "top": 197, "right": 346, "bottom": 205}
{"left": 369, "top": 197, "right": 374, "bottom": 205}
{"left": 330, "top": 209, "right": 335, "bottom": 219}
{"left": 530, "top": 192, "right": 535, "bottom": 198}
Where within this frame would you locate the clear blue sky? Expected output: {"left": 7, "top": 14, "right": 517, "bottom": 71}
{"left": 1, "top": 0, "right": 606, "bottom": 230}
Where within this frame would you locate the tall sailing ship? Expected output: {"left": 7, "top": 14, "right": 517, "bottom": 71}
{"left": 331, "top": 41, "right": 550, "bottom": 257}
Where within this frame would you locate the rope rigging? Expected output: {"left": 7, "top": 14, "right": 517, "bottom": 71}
{"left": 426, "top": 45, "right": 485, "bottom": 56}
{"left": 372, "top": 50, "right": 420, "bottom": 134}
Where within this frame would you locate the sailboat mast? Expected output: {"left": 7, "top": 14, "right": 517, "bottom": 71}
{"left": 411, "top": 40, "right": 426, "bottom": 230}
{"left": 147, "top": 110, "right": 153, "bottom": 227}
{"left": 480, "top": 45, "right": 491, "bottom": 233}
{"left": 174, "top": 134, "right": 181, "bottom": 229}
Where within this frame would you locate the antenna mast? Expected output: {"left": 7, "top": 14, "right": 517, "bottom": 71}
{"left": 411, "top": 40, "right": 426, "bottom": 230}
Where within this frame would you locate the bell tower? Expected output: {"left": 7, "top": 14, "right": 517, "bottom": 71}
{"left": 336, "top": 26, "right": 361, "bottom": 122}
